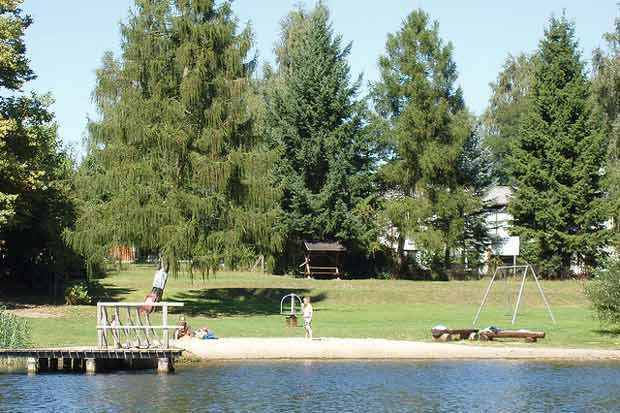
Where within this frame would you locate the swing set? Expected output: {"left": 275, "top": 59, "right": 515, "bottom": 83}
{"left": 473, "top": 263, "right": 556, "bottom": 326}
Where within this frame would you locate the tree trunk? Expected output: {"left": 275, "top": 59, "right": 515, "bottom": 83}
{"left": 396, "top": 235, "right": 406, "bottom": 276}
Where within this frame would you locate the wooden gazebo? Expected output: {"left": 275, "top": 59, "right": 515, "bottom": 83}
{"left": 300, "top": 240, "right": 346, "bottom": 278}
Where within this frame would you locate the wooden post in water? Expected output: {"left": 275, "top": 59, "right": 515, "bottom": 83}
{"left": 85, "top": 358, "right": 97, "bottom": 374}
{"left": 157, "top": 357, "right": 172, "bottom": 373}
{"left": 26, "top": 357, "right": 38, "bottom": 374}
{"left": 73, "top": 358, "right": 84, "bottom": 371}
{"left": 60, "top": 358, "right": 72, "bottom": 370}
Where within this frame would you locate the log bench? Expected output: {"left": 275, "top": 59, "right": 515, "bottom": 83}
{"left": 479, "top": 329, "right": 546, "bottom": 343}
{"left": 431, "top": 328, "right": 479, "bottom": 341}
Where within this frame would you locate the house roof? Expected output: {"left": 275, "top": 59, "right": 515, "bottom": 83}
{"left": 483, "top": 186, "right": 512, "bottom": 207}
{"left": 303, "top": 240, "right": 347, "bottom": 252}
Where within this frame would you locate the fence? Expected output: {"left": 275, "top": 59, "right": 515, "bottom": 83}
{"left": 96, "top": 302, "right": 184, "bottom": 349}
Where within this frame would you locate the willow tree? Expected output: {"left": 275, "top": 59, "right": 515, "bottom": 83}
{"left": 372, "top": 9, "right": 490, "bottom": 276}
{"left": 69, "top": 0, "right": 280, "bottom": 275}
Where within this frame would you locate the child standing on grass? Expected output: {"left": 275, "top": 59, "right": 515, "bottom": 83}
{"left": 302, "top": 296, "right": 313, "bottom": 339}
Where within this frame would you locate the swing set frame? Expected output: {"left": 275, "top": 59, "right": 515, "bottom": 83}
{"left": 473, "top": 263, "right": 556, "bottom": 326}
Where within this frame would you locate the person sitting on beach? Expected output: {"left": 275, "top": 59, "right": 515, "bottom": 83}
{"left": 302, "top": 296, "right": 313, "bottom": 339}
{"left": 174, "top": 316, "right": 193, "bottom": 340}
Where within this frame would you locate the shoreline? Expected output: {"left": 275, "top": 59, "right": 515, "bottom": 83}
{"left": 175, "top": 337, "right": 620, "bottom": 362}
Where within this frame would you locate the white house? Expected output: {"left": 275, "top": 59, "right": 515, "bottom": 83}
{"left": 380, "top": 185, "right": 521, "bottom": 269}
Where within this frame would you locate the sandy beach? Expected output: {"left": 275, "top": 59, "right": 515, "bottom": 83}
{"left": 175, "top": 337, "right": 620, "bottom": 361}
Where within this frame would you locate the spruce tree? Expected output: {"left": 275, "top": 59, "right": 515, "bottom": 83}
{"left": 509, "top": 16, "right": 608, "bottom": 277}
{"left": 265, "top": 4, "right": 378, "bottom": 273}
{"left": 372, "top": 9, "right": 489, "bottom": 276}
{"left": 593, "top": 8, "right": 620, "bottom": 245}
{"left": 69, "top": 0, "right": 279, "bottom": 275}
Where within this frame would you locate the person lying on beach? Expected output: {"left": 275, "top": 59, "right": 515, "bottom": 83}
{"left": 194, "top": 326, "right": 218, "bottom": 340}
{"left": 174, "top": 316, "right": 193, "bottom": 340}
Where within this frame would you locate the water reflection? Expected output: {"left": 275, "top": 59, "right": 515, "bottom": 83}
{"left": 0, "top": 360, "right": 619, "bottom": 412}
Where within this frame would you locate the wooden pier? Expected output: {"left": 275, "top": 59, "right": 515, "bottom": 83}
{"left": 0, "top": 301, "right": 184, "bottom": 374}
{"left": 0, "top": 347, "right": 183, "bottom": 373}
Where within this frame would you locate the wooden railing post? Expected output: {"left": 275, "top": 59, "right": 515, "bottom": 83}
{"left": 162, "top": 303, "right": 169, "bottom": 349}
{"left": 97, "top": 303, "right": 103, "bottom": 348}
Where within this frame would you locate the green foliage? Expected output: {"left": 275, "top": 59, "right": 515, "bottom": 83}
{"left": 371, "top": 9, "right": 491, "bottom": 276}
{"left": 265, "top": 4, "right": 380, "bottom": 272}
{"left": 0, "top": 307, "right": 31, "bottom": 348}
{"left": 585, "top": 259, "right": 620, "bottom": 326}
{"left": 592, "top": 7, "right": 620, "bottom": 247}
{"left": 0, "top": 1, "right": 80, "bottom": 287}
{"left": 67, "top": 0, "right": 280, "bottom": 276}
{"left": 0, "top": 0, "right": 34, "bottom": 90}
{"left": 481, "top": 53, "right": 534, "bottom": 184}
{"left": 509, "top": 15, "right": 609, "bottom": 277}
{"left": 64, "top": 281, "right": 93, "bottom": 305}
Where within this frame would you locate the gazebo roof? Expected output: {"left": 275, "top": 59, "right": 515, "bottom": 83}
{"left": 303, "top": 240, "right": 346, "bottom": 252}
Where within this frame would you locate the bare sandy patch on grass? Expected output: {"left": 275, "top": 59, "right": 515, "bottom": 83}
{"left": 6, "top": 305, "right": 65, "bottom": 319}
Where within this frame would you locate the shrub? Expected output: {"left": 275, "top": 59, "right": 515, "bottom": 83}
{"left": 585, "top": 259, "right": 620, "bottom": 326}
{"left": 64, "top": 281, "right": 93, "bottom": 305}
{"left": 0, "top": 307, "right": 31, "bottom": 348}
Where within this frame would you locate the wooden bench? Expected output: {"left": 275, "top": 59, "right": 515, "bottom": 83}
{"left": 479, "top": 329, "right": 545, "bottom": 343}
{"left": 431, "top": 328, "right": 479, "bottom": 341}
{"left": 307, "top": 266, "right": 340, "bottom": 277}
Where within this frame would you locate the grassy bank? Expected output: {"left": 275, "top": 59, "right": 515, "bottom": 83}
{"left": 5, "top": 265, "right": 620, "bottom": 348}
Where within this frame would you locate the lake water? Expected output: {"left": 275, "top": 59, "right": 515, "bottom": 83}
{"left": 1, "top": 360, "right": 619, "bottom": 412}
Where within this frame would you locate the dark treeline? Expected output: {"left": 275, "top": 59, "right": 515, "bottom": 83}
{"left": 2, "top": 1, "right": 620, "bottom": 294}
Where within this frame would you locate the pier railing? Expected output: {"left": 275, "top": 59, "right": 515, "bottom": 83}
{"left": 96, "top": 302, "right": 184, "bottom": 349}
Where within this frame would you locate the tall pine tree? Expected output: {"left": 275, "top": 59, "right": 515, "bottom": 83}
{"left": 509, "top": 16, "right": 608, "bottom": 277}
{"left": 69, "top": 0, "right": 279, "bottom": 275}
{"left": 265, "top": 4, "right": 378, "bottom": 273}
{"left": 372, "top": 9, "right": 490, "bottom": 276}
{"left": 593, "top": 7, "right": 620, "bottom": 246}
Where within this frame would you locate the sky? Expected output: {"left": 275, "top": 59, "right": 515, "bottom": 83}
{"left": 21, "top": 1, "right": 618, "bottom": 153}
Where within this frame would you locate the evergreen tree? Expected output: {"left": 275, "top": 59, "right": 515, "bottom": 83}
{"left": 509, "top": 16, "right": 608, "bottom": 277}
{"left": 482, "top": 53, "right": 534, "bottom": 184}
{"left": 265, "top": 4, "right": 379, "bottom": 273}
{"left": 69, "top": 0, "right": 279, "bottom": 275}
{"left": 456, "top": 125, "right": 496, "bottom": 266}
{"left": 592, "top": 7, "right": 620, "bottom": 245}
{"left": 372, "top": 9, "right": 489, "bottom": 276}
{"left": 0, "top": 0, "right": 78, "bottom": 290}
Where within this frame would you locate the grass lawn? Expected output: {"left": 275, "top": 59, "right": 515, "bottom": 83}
{"left": 9, "top": 264, "right": 620, "bottom": 348}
